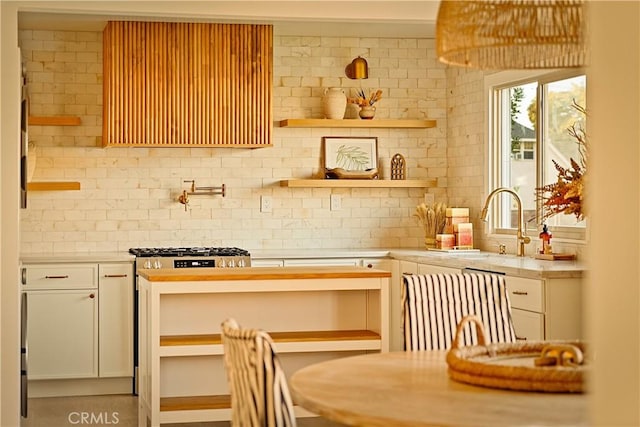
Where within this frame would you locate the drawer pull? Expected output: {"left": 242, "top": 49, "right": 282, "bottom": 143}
{"left": 512, "top": 290, "right": 528, "bottom": 296}
{"left": 45, "top": 275, "right": 69, "bottom": 279}
{"left": 89, "top": 293, "right": 95, "bottom": 299}
{"left": 516, "top": 336, "right": 527, "bottom": 341}
{"left": 104, "top": 274, "right": 128, "bottom": 278}
{"left": 367, "top": 264, "right": 373, "bottom": 268}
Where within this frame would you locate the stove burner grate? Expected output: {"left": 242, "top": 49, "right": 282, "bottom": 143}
{"left": 129, "top": 247, "right": 250, "bottom": 257}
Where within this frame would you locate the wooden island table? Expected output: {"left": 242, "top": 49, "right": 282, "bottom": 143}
{"left": 136, "top": 266, "right": 390, "bottom": 427}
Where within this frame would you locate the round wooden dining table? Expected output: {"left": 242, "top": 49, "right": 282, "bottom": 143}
{"left": 289, "top": 351, "right": 587, "bottom": 427}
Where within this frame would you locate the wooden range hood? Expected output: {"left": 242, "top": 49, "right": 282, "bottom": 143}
{"left": 103, "top": 21, "right": 273, "bottom": 148}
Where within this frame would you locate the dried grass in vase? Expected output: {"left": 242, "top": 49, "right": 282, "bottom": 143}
{"left": 414, "top": 202, "right": 447, "bottom": 248}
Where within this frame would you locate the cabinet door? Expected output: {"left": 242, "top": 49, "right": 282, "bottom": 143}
{"left": 99, "top": 263, "right": 134, "bottom": 377}
{"left": 511, "top": 308, "right": 544, "bottom": 341}
{"left": 27, "top": 290, "right": 98, "bottom": 379}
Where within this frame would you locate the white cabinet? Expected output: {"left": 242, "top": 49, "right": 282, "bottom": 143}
{"left": 137, "top": 267, "right": 390, "bottom": 426}
{"left": 27, "top": 289, "right": 98, "bottom": 379}
{"left": 23, "top": 261, "right": 134, "bottom": 396}
{"left": 99, "top": 263, "right": 134, "bottom": 377}
{"left": 24, "top": 264, "right": 99, "bottom": 379}
{"left": 394, "top": 260, "right": 582, "bottom": 345}
{"left": 504, "top": 275, "right": 582, "bottom": 341}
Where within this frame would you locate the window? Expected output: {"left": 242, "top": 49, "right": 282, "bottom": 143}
{"left": 486, "top": 70, "right": 587, "bottom": 240}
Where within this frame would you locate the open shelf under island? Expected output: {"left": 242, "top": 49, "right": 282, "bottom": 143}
{"left": 137, "top": 266, "right": 390, "bottom": 425}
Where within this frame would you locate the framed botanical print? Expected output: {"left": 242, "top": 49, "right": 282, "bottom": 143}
{"left": 323, "top": 137, "right": 378, "bottom": 171}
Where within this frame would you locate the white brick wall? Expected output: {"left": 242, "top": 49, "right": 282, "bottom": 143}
{"left": 20, "top": 29, "right": 448, "bottom": 253}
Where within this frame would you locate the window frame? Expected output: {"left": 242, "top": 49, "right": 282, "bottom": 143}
{"left": 484, "top": 69, "right": 588, "bottom": 243}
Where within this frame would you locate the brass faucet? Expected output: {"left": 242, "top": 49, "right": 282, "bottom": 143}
{"left": 480, "top": 187, "right": 531, "bottom": 257}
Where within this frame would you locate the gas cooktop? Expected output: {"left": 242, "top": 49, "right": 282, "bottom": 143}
{"left": 129, "top": 247, "right": 250, "bottom": 257}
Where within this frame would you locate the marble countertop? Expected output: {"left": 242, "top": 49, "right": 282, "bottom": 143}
{"left": 388, "top": 249, "right": 585, "bottom": 279}
{"left": 252, "top": 248, "right": 585, "bottom": 279}
{"left": 20, "top": 251, "right": 135, "bottom": 264}
{"left": 20, "top": 248, "right": 585, "bottom": 279}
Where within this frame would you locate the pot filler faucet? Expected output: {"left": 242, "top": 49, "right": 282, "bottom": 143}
{"left": 480, "top": 187, "right": 531, "bottom": 257}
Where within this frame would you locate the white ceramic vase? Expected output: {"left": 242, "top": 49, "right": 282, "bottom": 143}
{"left": 322, "top": 88, "right": 347, "bottom": 119}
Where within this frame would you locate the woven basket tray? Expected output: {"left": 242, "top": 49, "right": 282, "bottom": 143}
{"left": 446, "top": 316, "right": 587, "bottom": 393}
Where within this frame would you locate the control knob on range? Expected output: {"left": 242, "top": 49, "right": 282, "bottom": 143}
{"left": 154, "top": 260, "right": 163, "bottom": 269}
{"left": 227, "top": 259, "right": 236, "bottom": 268}
{"left": 143, "top": 260, "right": 152, "bottom": 269}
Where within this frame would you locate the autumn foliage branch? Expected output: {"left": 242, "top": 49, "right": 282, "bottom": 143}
{"left": 536, "top": 101, "right": 587, "bottom": 222}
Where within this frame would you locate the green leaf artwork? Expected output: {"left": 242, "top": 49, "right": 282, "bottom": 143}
{"left": 335, "top": 144, "right": 370, "bottom": 170}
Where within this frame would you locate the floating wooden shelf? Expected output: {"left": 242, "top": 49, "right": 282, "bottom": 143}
{"left": 280, "top": 179, "right": 437, "bottom": 188}
{"left": 161, "top": 395, "right": 230, "bottom": 412}
{"left": 28, "top": 116, "right": 81, "bottom": 126}
{"left": 278, "top": 118, "right": 436, "bottom": 128}
{"left": 27, "top": 182, "right": 81, "bottom": 191}
{"left": 160, "top": 330, "right": 379, "bottom": 348}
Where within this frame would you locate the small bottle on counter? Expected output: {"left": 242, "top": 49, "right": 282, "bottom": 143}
{"left": 539, "top": 224, "right": 552, "bottom": 254}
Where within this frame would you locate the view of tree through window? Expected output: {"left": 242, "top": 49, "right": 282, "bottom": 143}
{"left": 492, "top": 73, "right": 586, "bottom": 234}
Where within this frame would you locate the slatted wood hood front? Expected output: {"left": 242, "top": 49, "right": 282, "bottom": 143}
{"left": 103, "top": 21, "right": 273, "bottom": 147}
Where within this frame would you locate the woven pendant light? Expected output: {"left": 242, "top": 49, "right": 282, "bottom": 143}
{"left": 436, "top": 0, "right": 587, "bottom": 69}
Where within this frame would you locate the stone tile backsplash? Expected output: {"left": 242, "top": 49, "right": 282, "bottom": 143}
{"left": 19, "top": 29, "right": 448, "bottom": 253}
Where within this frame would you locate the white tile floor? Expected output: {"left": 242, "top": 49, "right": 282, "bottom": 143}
{"left": 21, "top": 395, "right": 345, "bottom": 427}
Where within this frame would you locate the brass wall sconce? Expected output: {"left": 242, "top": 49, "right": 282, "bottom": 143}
{"left": 345, "top": 56, "right": 369, "bottom": 79}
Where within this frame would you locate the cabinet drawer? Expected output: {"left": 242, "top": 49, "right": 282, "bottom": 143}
{"left": 511, "top": 308, "right": 544, "bottom": 341}
{"left": 505, "top": 276, "right": 543, "bottom": 313}
{"left": 99, "top": 263, "right": 133, "bottom": 283}
{"left": 24, "top": 264, "right": 98, "bottom": 289}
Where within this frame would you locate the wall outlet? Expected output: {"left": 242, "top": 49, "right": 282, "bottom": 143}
{"left": 424, "top": 193, "right": 435, "bottom": 205}
{"left": 260, "top": 195, "right": 272, "bottom": 213}
{"left": 330, "top": 194, "right": 342, "bottom": 211}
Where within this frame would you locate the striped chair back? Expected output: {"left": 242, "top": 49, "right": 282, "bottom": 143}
{"left": 221, "top": 318, "right": 297, "bottom": 427}
{"left": 402, "top": 273, "right": 517, "bottom": 351}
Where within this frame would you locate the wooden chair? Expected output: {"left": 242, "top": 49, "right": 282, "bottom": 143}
{"left": 221, "top": 318, "right": 297, "bottom": 427}
{"left": 402, "top": 273, "right": 517, "bottom": 351}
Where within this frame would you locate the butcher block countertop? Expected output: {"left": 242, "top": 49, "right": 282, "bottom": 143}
{"left": 138, "top": 265, "right": 392, "bottom": 282}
